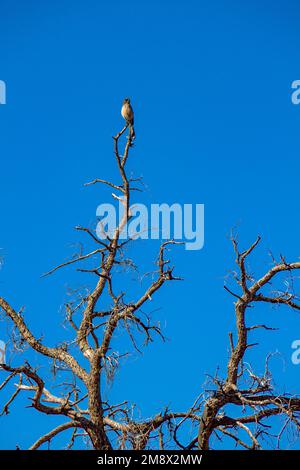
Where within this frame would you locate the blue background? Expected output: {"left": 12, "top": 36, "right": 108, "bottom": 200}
{"left": 1, "top": 0, "right": 300, "bottom": 449}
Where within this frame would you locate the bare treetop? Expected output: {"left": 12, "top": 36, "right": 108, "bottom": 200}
{"left": 1, "top": 114, "right": 300, "bottom": 450}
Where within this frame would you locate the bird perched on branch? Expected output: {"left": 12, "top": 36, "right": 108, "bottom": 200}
{"left": 121, "top": 98, "right": 135, "bottom": 139}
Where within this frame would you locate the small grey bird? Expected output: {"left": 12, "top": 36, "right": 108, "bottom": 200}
{"left": 121, "top": 98, "right": 136, "bottom": 139}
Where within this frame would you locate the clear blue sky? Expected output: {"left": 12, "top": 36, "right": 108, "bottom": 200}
{"left": 1, "top": 0, "right": 300, "bottom": 449}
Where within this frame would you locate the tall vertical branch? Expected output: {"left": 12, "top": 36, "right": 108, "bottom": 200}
{"left": 0, "top": 119, "right": 184, "bottom": 450}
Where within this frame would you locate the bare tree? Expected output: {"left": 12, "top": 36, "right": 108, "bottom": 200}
{"left": 1, "top": 118, "right": 300, "bottom": 450}
{"left": 0, "top": 123, "right": 189, "bottom": 450}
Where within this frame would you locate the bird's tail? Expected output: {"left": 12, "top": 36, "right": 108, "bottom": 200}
{"left": 130, "top": 125, "right": 136, "bottom": 140}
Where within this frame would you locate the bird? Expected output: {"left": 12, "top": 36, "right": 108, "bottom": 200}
{"left": 121, "top": 98, "right": 136, "bottom": 139}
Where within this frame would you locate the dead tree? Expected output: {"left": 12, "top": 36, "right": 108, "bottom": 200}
{"left": 1, "top": 118, "right": 300, "bottom": 450}
{"left": 0, "top": 123, "right": 188, "bottom": 450}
